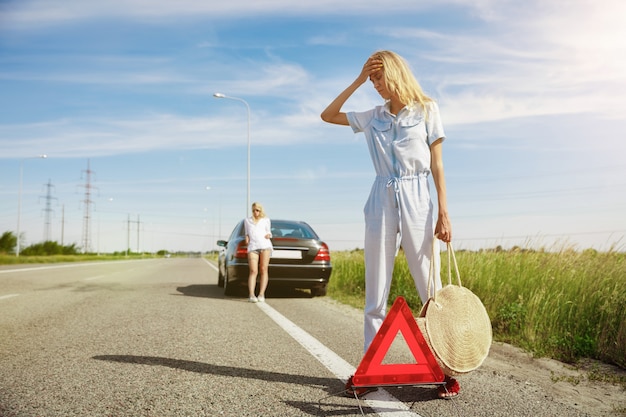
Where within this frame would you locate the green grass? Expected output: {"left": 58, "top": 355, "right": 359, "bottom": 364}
{"left": 328, "top": 248, "right": 626, "bottom": 370}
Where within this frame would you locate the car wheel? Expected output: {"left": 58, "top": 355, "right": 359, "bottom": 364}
{"left": 217, "top": 268, "right": 224, "bottom": 288}
{"left": 311, "top": 286, "right": 327, "bottom": 297}
{"left": 223, "top": 272, "right": 237, "bottom": 296}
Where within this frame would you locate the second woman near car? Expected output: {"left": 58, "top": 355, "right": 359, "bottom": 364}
{"left": 244, "top": 202, "right": 273, "bottom": 303}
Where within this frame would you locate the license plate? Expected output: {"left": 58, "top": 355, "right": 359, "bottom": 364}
{"left": 272, "top": 250, "right": 302, "bottom": 259}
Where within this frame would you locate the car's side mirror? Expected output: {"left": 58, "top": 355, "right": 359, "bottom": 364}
{"left": 217, "top": 240, "right": 227, "bottom": 247}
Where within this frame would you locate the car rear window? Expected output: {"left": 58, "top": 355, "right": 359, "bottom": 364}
{"left": 271, "top": 222, "right": 316, "bottom": 239}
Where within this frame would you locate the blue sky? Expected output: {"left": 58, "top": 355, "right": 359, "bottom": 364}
{"left": 1, "top": 0, "right": 625, "bottom": 253}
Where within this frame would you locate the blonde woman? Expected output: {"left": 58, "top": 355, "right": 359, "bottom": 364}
{"left": 243, "top": 202, "right": 272, "bottom": 303}
{"left": 321, "top": 50, "right": 456, "bottom": 399}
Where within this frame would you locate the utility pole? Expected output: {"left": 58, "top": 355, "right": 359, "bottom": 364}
{"left": 61, "top": 204, "right": 65, "bottom": 245}
{"left": 136, "top": 214, "right": 140, "bottom": 253}
{"left": 126, "top": 214, "right": 141, "bottom": 256}
{"left": 126, "top": 214, "right": 130, "bottom": 256}
{"left": 40, "top": 179, "right": 57, "bottom": 242}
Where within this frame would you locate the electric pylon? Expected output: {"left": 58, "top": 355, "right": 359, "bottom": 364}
{"left": 40, "top": 179, "right": 57, "bottom": 242}
{"left": 79, "top": 159, "right": 97, "bottom": 253}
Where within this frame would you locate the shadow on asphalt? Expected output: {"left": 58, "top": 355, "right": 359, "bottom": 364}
{"left": 92, "top": 354, "right": 345, "bottom": 415}
{"left": 174, "top": 284, "right": 314, "bottom": 301}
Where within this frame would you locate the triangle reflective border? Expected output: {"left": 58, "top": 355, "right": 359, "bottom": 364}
{"left": 352, "top": 296, "right": 445, "bottom": 387}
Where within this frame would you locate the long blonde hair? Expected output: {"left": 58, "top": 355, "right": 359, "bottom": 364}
{"left": 251, "top": 202, "right": 267, "bottom": 218}
{"left": 373, "top": 50, "right": 433, "bottom": 116}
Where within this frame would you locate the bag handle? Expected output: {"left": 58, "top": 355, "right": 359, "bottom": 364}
{"left": 447, "top": 241, "right": 462, "bottom": 287}
{"left": 427, "top": 237, "right": 463, "bottom": 301}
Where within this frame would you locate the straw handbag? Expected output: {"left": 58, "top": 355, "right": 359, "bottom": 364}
{"left": 417, "top": 240, "right": 492, "bottom": 376}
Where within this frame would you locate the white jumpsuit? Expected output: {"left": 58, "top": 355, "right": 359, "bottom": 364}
{"left": 347, "top": 101, "right": 445, "bottom": 352}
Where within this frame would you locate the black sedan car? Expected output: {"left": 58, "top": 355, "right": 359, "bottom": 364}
{"left": 216, "top": 219, "right": 332, "bottom": 297}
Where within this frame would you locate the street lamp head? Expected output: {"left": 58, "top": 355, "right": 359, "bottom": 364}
{"left": 213, "top": 93, "right": 225, "bottom": 98}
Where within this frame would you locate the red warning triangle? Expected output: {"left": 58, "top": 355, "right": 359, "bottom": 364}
{"left": 351, "top": 296, "right": 445, "bottom": 387}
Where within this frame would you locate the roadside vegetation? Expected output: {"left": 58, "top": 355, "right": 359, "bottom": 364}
{"left": 329, "top": 246, "right": 626, "bottom": 371}
{"left": 0, "top": 231, "right": 174, "bottom": 263}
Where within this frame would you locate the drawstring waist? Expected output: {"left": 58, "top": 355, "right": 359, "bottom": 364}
{"left": 376, "top": 173, "right": 429, "bottom": 254}
{"left": 380, "top": 173, "right": 428, "bottom": 191}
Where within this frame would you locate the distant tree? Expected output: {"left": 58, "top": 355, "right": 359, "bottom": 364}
{"left": 0, "top": 231, "right": 17, "bottom": 254}
{"left": 61, "top": 243, "right": 79, "bottom": 255}
{"left": 20, "top": 241, "right": 80, "bottom": 256}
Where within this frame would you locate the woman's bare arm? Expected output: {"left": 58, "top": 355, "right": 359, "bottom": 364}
{"left": 320, "top": 56, "right": 382, "bottom": 125}
{"left": 430, "top": 138, "right": 452, "bottom": 242}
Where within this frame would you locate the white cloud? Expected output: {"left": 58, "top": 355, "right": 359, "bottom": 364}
{"left": 0, "top": 0, "right": 500, "bottom": 27}
{"left": 385, "top": 1, "right": 626, "bottom": 127}
{"left": 3, "top": 0, "right": 625, "bottom": 158}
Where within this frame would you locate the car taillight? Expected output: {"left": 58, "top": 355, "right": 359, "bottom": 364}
{"left": 235, "top": 241, "right": 248, "bottom": 259}
{"left": 314, "top": 243, "right": 330, "bottom": 262}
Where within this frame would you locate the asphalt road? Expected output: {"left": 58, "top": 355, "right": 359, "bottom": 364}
{"left": 0, "top": 258, "right": 620, "bottom": 416}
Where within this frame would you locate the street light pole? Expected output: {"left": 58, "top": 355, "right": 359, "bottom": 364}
{"left": 17, "top": 154, "right": 47, "bottom": 257}
{"left": 213, "top": 92, "right": 251, "bottom": 218}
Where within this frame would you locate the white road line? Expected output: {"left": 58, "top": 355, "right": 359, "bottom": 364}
{"left": 83, "top": 275, "right": 106, "bottom": 281}
{"left": 257, "top": 302, "right": 423, "bottom": 417}
{"left": 202, "top": 258, "right": 218, "bottom": 271}
{"left": 0, "top": 260, "right": 141, "bottom": 274}
{"left": 0, "top": 294, "right": 20, "bottom": 300}
{"left": 0, "top": 265, "right": 80, "bottom": 274}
